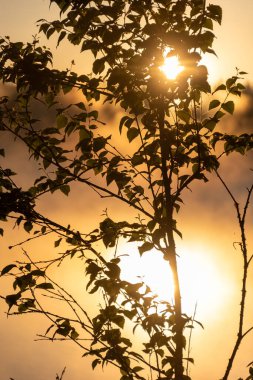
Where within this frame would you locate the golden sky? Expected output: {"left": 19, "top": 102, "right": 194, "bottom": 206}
{"left": 1, "top": 1, "right": 253, "bottom": 380}
{"left": 1, "top": 0, "right": 253, "bottom": 83}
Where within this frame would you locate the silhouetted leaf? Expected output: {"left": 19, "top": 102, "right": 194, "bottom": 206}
{"left": 60, "top": 185, "right": 70, "bottom": 196}
{"left": 6, "top": 292, "right": 21, "bottom": 311}
{"left": 54, "top": 238, "right": 62, "bottom": 247}
{"left": 209, "top": 99, "right": 220, "bottom": 110}
{"left": 127, "top": 127, "right": 139, "bottom": 142}
{"left": 222, "top": 101, "right": 234, "bottom": 114}
{"left": 24, "top": 221, "right": 33, "bottom": 233}
{"left": 57, "top": 114, "right": 68, "bottom": 129}
{"left": 36, "top": 283, "right": 54, "bottom": 290}
{"left": 1, "top": 264, "right": 17, "bottom": 276}
{"left": 138, "top": 242, "right": 154, "bottom": 256}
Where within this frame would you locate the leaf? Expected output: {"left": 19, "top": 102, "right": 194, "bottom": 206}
{"left": 209, "top": 99, "right": 220, "bottom": 110}
{"left": 31, "top": 269, "right": 45, "bottom": 276}
{"left": 156, "top": 349, "right": 164, "bottom": 357}
{"left": 194, "top": 319, "right": 204, "bottom": 329}
{"left": 132, "top": 366, "right": 144, "bottom": 373}
{"left": 55, "top": 319, "right": 71, "bottom": 337}
{"left": 204, "top": 119, "right": 216, "bottom": 131}
{"left": 93, "top": 137, "right": 106, "bottom": 152}
{"left": 185, "top": 358, "right": 194, "bottom": 364}
{"left": 70, "top": 329, "right": 79, "bottom": 340}
{"left": 222, "top": 101, "right": 234, "bottom": 114}
{"left": 18, "top": 300, "right": 34, "bottom": 313}
{"left": 46, "top": 27, "right": 55, "bottom": 39}
{"left": 93, "top": 58, "right": 105, "bottom": 74}
{"left": 147, "top": 220, "right": 156, "bottom": 232}
{"left": 138, "top": 242, "right": 154, "bottom": 256}
{"left": 75, "top": 102, "right": 86, "bottom": 110}
{"left": 106, "top": 262, "right": 121, "bottom": 279}
{"left": 79, "top": 127, "right": 91, "bottom": 141}
{"left": 43, "top": 158, "right": 51, "bottom": 170}
{"left": 214, "top": 110, "right": 225, "bottom": 121}
{"left": 127, "top": 127, "right": 139, "bottom": 142}
{"left": 60, "top": 184, "right": 70, "bottom": 196}
{"left": 45, "top": 324, "right": 54, "bottom": 336}
{"left": 152, "top": 228, "right": 164, "bottom": 244}
{"left": 212, "top": 84, "right": 226, "bottom": 94}
{"left": 131, "top": 154, "right": 144, "bottom": 166}
{"left": 203, "top": 18, "right": 213, "bottom": 30}
{"left": 57, "top": 31, "right": 66, "bottom": 47}
{"left": 56, "top": 114, "right": 68, "bottom": 129}
{"left": 92, "top": 359, "right": 101, "bottom": 370}
{"left": 174, "top": 228, "right": 182, "bottom": 239}
{"left": 177, "top": 110, "right": 190, "bottom": 123}
{"left": 192, "top": 163, "right": 199, "bottom": 174}
{"left": 41, "top": 226, "right": 46, "bottom": 234}
{"left": 24, "top": 221, "right": 33, "bottom": 233}
{"left": 113, "top": 314, "right": 125, "bottom": 328}
{"left": 207, "top": 4, "right": 222, "bottom": 24}
{"left": 88, "top": 110, "right": 98, "bottom": 120}
{"left": 1, "top": 264, "right": 17, "bottom": 276}
{"left": 119, "top": 116, "right": 132, "bottom": 134}
{"left": 226, "top": 77, "right": 237, "bottom": 90}
{"left": 36, "top": 283, "right": 54, "bottom": 290}
{"left": 62, "top": 84, "right": 73, "bottom": 94}
{"left": 54, "top": 238, "right": 62, "bottom": 247}
{"left": 6, "top": 292, "right": 21, "bottom": 311}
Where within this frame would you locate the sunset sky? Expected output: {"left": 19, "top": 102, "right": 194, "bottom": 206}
{"left": 1, "top": 1, "right": 253, "bottom": 380}
{"left": 1, "top": 0, "right": 253, "bottom": 83}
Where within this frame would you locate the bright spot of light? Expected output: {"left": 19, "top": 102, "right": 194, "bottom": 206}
{"left": 119, "top": 243, "right": 233, "bottom": 319}
{"left": 120, "top": 247, "right": 174, "bottom": 301}
{"left": 160, "top": 54, "right": 184, "bottom": 80}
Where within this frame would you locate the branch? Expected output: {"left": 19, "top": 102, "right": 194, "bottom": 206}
{"left": 217, "top": 172, "right": 252, "bottom": 380}
{"left": 1, "top": 115, "right": 153, "bottom": 220}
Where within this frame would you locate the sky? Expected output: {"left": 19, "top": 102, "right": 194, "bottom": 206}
{"left": 1, "top": 1, "right": 253, "bottom": 380}
{"left": 1, "top": 0, "right": 253, "bottom": 82}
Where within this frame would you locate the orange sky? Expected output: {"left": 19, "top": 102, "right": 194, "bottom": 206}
{"left": 1, "top": 1, "right": 253, "bottom": 380}
{"left": 1, "top": 0, "right": 253, "bottom": 83}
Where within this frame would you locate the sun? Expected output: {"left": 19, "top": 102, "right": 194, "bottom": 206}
{"left": 160, "top": 54, "right": 184, "bottom": 80}
{"left": 119, "top": 242, "right": 233, "bottom": 318}
{"left": 119, "top": 244, "right": 174, "bottom": 301}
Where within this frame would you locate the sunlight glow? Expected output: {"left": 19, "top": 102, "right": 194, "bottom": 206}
{"left": 119, "top": 243, "right": 233, "bottom": 318}
{"left": 160, "top": 54, "right": 184, "bottom": 80}
{"left": 120, "top": 247, "right": 174, "bottom": 301}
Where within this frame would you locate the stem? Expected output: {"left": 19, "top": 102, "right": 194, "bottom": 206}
{"left": 135, "top": 115, "right": 159, "bottom": 213}
{"left": 158, "top": 101, "right": 184, "bottom": 379}
{"left": 222, "top": 228, "right": 248, "bottom": 380}
{"left": 186, "top": 303, "right": 197, "bottom": 377}
{"left": 217, "top": 173, "right": 253, "bottom": 380}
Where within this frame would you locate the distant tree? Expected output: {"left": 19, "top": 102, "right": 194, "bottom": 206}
{"left": 0, "top": 1, "right": 253, "bottom": 379}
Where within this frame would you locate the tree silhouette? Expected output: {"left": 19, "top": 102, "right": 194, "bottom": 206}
{"left": 0, "top": 1, "right": 253, "bottom": 379}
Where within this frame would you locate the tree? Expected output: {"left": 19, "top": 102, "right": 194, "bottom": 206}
{"left": 0, "top": 1, "right": 252, "bottom": 379}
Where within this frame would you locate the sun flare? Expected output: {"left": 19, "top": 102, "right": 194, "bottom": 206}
{"left": 160, "top": 55, "right": 184, "bottom": 80}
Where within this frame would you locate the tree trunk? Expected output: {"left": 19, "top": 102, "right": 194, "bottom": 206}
{"left": 158, "top": 101, "right": 184, "bottom": 379}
